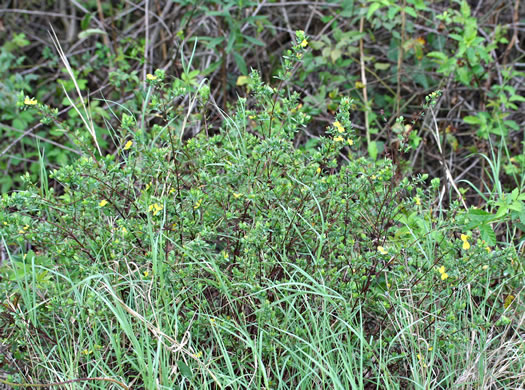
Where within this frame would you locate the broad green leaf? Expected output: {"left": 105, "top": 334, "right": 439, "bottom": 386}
{"left": 479, "top": 224, "right": 496, "bottom": 246}
{"left": 405, "top": 6, "right": 417, "bottom": 18}
{"left": 177, "top": 360, "right": 193, "bottom": 379}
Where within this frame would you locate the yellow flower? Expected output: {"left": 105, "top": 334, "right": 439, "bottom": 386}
{"left": 415, "top": 197, "right": 421, "bottom": 206}
{"left": 438, "top": 265, "right": 448, "bottom": 280}
{"left": 146, "top": 73, "right": 157, "bottom": 81}
{"left": 194, "top": 199, "right": 203, "bottom": 209}
{"left": 333, "top": 121, "right": 345, "bottom": 133}
{"left": 143, "top": 270, "right": 149, "bottom": 277}
{"left": 377, "top": 246, "right": 387, "bottom": 255}
{"left": 300, "top": 39, "right": 308, "bottom": 48}
{"left": 123, "top": 140, "right": 133, "bottom": 150}
{"left": 485, "top": 246, "right": 491, "bottom": 253}
{"left": 24, "top": 96, "right": 38, "bottom": 105}
{"left": 334, "top": 136, "right": 344, "bottom": 142}
{"left": 192, "top": 351, "right": 203, "bottom": 359}
{"left": 316, "top": 167, "right": 321, "bottom": 174}
{"left": 347, "top": 139, "right": 354, "bottom": 146}
{"left": 460, "top": 234, "right": 470, "bottom": 250}
{"left": 99, "top": 199, "right": 108, "bottom": 207}
{"left": 233, "top": 192, "right": 242, "bottom": 199}
{"left": 148, "top": 203, "right": 163, "bottom": 216}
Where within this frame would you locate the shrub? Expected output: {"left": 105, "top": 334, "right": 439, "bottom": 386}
{"left": 1, "top": 31, "right": 524, "bottom": 390}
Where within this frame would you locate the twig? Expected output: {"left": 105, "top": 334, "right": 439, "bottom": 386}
{"left": 359, "top": 16, "right": 370, "bottom": 147}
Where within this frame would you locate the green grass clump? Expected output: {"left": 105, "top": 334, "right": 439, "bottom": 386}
{"left": 1, "top": 33, "right": 524, "bottom": 390}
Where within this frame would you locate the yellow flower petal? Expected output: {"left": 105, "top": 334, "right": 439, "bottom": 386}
{"left": 233, "top": 192, "right": 242, "bottom": 199}
{"left": 334, "top": 136, "right": 344, "bottom": 142}
{"left": 333, "top": 121, "right": 345, "bottom": 133}
{"left": 460, "top": 234, "right": 469, "bottom": 242}
{"left": 347, "top": 138, "right": 354, "bottom": 146}
{"left": 462, "top": 240, "right": 470, "bottom": 250}
{"left": 300, "top": 39, "right": 308, "bottom": 48}
{"left": 149, "top": 203, "right": 163, "bottom": 216}
{"left": 441, "top": 272, "right": 448, "bottom": 280}
{"left": 99, "top": 199, "right": 108, "bottom": 207}
{"left": 377, "top": 246, "right": 387, "bottom": 255}
{"left": 438, "top": 266, "right": 445, "bottom": 274}
{"left": 24, "top": 96, "right": 38, "bottom": 105}
{"left": 123, "top": 140, "right": 133, "bottom": 150}
{"left": 146, "top": 73, "right": 157, "bottom": 81}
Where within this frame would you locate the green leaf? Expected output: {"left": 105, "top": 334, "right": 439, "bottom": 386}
{"left": 367, "top": 3, "right": 382, "bottom": 20}
{"left": 226, "top": 31, "right": 237, "bottom": 53}
{"left": 243, "top": 35, "right": 265, "bottom": 47}
{"left": 374, "top": 62, "right": 390, "bottom": 70}
{"left": 463, "top": 116, "right": 481, "bottom": 125}
{"left": 509, "top": 94, "right": 525, "bottom": 102}
{"left": 177, "top": 360, "right": 193, "bottom": 379}
{"left": 78, "top": 29, "right": 108, "bottom": 40}
{"left": 405, "top": 6, "right": 417, "bottom": 18}
{"left": 368, "top": 140, "right": 378, "bottom": 160}
{"left": 427, "top": 51, "right": 447, "bottom": 61}
{"left": 479, "top": 224, "right": 496, "bottom": 246}
{"left": 205, "top": 36, "right": 225, "bottom": 49}
{"left": 233, "top": 52, "right": 248, "bottom": 74}
{"left": 330, "top": 48, "right": 342, "bottom": 63}
{"left": 460, "top": 0, "right": 471, "bottom": 18}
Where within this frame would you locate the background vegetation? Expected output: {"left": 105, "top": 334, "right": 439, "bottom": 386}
{"left": 0, "top": 0, "right": 524, "bottom": 389}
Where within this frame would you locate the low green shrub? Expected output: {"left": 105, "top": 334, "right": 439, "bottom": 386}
{"left": 1, "top": 33, "right": 523, "bottom": 390}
